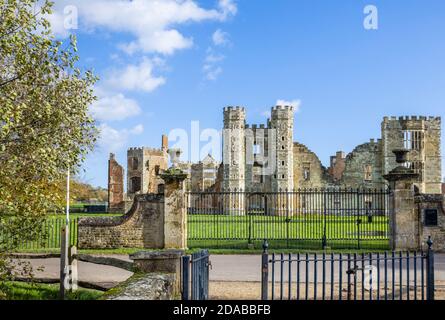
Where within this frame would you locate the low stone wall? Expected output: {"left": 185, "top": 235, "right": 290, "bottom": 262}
{"left": 102, "top": 250, "right": 183, "bottom": 300}
{"left": 78, "top": 194, "right": 164, "bottom": 249}
{"left": 103, "top": 273, "right": 178, "bottom": 300}
{"left": 416, "top": 194, "right": 445, "bottom": 251}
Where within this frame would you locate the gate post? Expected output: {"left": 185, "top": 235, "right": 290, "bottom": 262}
{"left": 426, "top": 236, "right": 435, "bottom": 301}
{"left": 261, "top": 240, "right": 269, "bottom": 300}
{"left": 383, "top": 149, "right": 420, "bottom": 251}
{"left": 161, "top": 169, "right": 188, "bottom": 249}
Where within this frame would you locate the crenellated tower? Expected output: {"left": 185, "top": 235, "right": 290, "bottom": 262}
{"left": 223, "top": 106, "right": 246, "bottom": 192}
{"left": 269, "top": 105, "right": 295, "bottom": 192}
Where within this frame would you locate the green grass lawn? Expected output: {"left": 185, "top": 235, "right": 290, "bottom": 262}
{"left": 188, "top": 214, "right": 390, "bottom": 250}
{"left": 2, "top": 213, "right": 122, "bottom": 251}
{"left": 6, "top": 213, "right": 390, "bottom": 252}
{"left": 1, "top": 282, "right": 103, "bottom": 300}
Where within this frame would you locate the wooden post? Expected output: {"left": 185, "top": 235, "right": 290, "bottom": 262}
{"left": 59, "top": 226, "right": 67, "bottom": 300}
{"left": 69, "top": 246, "right": 78, "bottom": 292}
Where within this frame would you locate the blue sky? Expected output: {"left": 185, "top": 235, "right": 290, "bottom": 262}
{"left": 49, "top": 0, "right": 445, "bottom": 187}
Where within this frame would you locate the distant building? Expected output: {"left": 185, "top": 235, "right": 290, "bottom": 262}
{"left": 107, "top": 109, "right": 443, "bottom": 207}
{"left": 222, "top": 107, "right": 442, "bottom": 193}
{"left": 127, "top": 135, "right": 169, "bottom": 198}
{"left": 108, "top": 153, "right": 125, "bottom": 212}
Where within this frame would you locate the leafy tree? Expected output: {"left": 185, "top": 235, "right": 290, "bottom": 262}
{"left": 0, "top": 0, "right": 98, "bottom": 297}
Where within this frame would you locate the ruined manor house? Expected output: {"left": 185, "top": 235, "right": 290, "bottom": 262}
{"left": 108, "top": 106, "right": 442, "bottom": 211}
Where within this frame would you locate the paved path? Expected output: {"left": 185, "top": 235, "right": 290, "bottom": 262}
{"left": 210, "top": 254, "right": 445, "bottom": 283}
{"left": 12, "top": 257, "right": 133, "bottom": 288}
{"left": 13, "top": 254, "right": 445, "bottom": 286}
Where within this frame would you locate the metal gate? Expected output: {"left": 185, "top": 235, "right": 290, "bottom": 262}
{"left": 187, "top": 188, "right": 391, "bottom": 250}
{"left": 182, "top": 250, "right": 211, "bottom": 300}
{"left": 260, "top": 239, "right": 435, "bottom": 301}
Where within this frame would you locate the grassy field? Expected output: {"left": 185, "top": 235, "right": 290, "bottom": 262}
{"left": 2, "top": 213, "right": 120, "bottom": 251}
{"left": 1, "top": 282, "right": 103, "bottom": 300}
{"left": 188, "top": 214, "right": 390, "bottom": 250}
{"left": 4, "top": 213, "right": 390, "bottom": 252}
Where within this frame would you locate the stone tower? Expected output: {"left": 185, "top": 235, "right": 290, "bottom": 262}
{"left": 108, "top": 153, "right": 124, "bottom": 213}
{"left": 223, "top": 106, "right": 246, "bottom": 191}
{"left": 382, "top": 116, "right": 442, "bottom": 194}
{"left": 270, "top": 105, "right": 294, "bottom": 191}
{"left": 127, "top": 137, "right": 169, "bottom": 198}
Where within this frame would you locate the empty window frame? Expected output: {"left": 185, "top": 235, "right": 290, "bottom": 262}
{"left": 303, "top": 164, "right": 311, "bottom": 181}
{"left": 129, "top": 157, "right": 139, "bottom": 171}
{"left": 364, "top": 164, "right": 373, "bottom": 181}
{"left": 403, "top": 130, "right": 423, "bottom": 151}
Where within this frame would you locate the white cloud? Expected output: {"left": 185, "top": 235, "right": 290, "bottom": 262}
{"left": 90, "top": 91, "right": 141, "bottom": 121}
{"left": 105, "top": 58, "right": 166, "bottom": 92}
{"left": 205, "top": 53, "right": 225, "bottom": 64}
{"left": 219, "top": 0, "right": 238, "bottom": 18}
{"left": 203, "top": 65, "right": 223, "bottom": 81}
{"left": 98, "top": 123, "right": 144, "bottom": 152}
{"left": 49, "top": 0, "right": 238, "bottom": 55}
{"left": 203, "top": 48, "right": 225, "bottom": 81}
{"left": 212, "top": 29, "right": 230, "bottom": 47}
{"left": 261, "top": 99, "right": 302, "bottom": 117}
{"left": 130, "top": 124, "right": 144, "bottom": 135}
{"left": 276, "top": 99, "right": 302, "bottom": 112}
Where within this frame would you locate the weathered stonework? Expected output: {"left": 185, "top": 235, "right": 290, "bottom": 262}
{"left": 293, "top": 142, "right": 330, "bottom": 189}
{"left": 161, "top": 170, "right": 188, "bottom": 249}
{"left": 218, "top": 109, "right": 442, "bottom": 193}
{"left": 222, "top": 105, "right": 294, "bottom": 193}
{"left": 127, "top": 135, "right": 168, "bottom": 198}
{"left": 108, "top": 153, "right": 125, "bottom": 213}
{"left": 340, "top": 139, "right": 385, "bottom": 189}
{"left": 382, "top": 116, "right": 442, "bottom": 194}
{"left": 416, "top": 193, "right": 445, "bottom": 251}
{"left": 191, "top": 155, "right": 219, "bottom": 191}
{"left": 103, "top": 273, "right": 178, "bottom": 300}
{"left": 78, "top": 194, "right": 165, "bottom": 249}
{"left": 104, "top": 249, "right": 184, "bottom": 300}
{"left": 328, "top": 151, "right": 346, "bottom": 182}
{"left": 223, "top": 106, "right": 246, "bottom": 192}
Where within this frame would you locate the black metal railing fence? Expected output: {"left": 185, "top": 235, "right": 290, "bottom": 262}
{"left": 182, "top": 250, "right": 211, "bottom": 300}
{"left": 260, "top": 238, "right": 435, "bottom": 301}
{"left": 187, "top": 188, "right": 390, "bottom": 249}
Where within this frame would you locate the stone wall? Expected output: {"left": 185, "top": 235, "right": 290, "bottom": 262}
{"left": 104, "top": 273, "right": 178, "bottom": 300}
{"left": 108, "top": 153, "right": 125, "bottom": 213}
{"left": 103, "top": 250, "right": 183, "bottom": 300}
{"left": 340, "top": 139, "right": 385, "bottom": 189}
{"left": 293, "top": 142, "right": 330, "bottom": 189}
{"left": 416, "top": 193, "right": 445, "bottom": 251}
{"left": 78, "top": 194, "right": 164, "bottom": 249}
